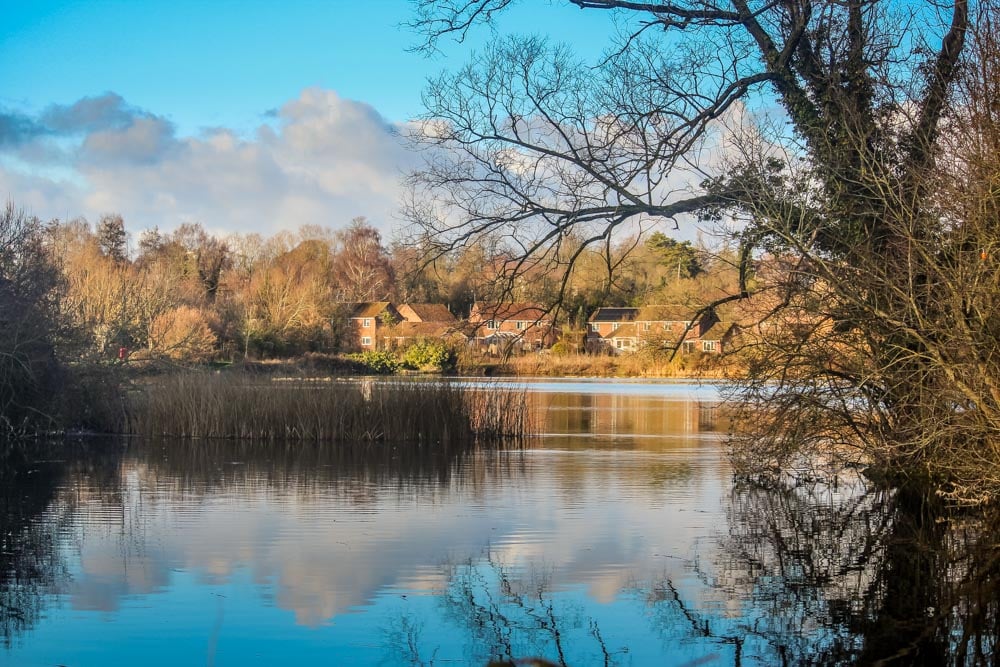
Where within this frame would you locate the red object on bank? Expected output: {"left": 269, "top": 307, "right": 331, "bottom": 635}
{"left": 118, "top": 346, "right": 128, "bottom": 361}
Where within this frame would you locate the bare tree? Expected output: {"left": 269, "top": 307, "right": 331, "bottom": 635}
{"left": 0, "top": 204, "right": 65, "bottom": 431}
{"left": 331, "top": 217, "right": 396, "bottom": 301}
{"left": 404, "top": 1, "right": 1000, "bottom": 502}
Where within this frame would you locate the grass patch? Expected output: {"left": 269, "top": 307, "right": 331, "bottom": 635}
{"left": 127, "top": 373, "right": 533, "bottom": 444}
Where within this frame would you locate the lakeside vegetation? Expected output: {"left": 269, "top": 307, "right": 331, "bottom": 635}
{"left": 127, "top": 373, "right": 533, "bottom": 444}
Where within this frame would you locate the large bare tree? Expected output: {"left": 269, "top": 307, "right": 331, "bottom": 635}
{"left": 403, "top": 1, "right": 1000, "bottom": 502}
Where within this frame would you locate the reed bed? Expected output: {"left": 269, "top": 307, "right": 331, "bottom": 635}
{"left": 127, "top": 374, "right": 533, "bottom": 444}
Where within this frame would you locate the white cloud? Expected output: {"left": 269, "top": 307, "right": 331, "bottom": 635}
{"left": 0, "top": 88, "right": 415, "bottom": 237}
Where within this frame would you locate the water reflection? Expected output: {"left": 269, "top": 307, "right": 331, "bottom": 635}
{"left": 1, "top": 382, "right": 999, "bottom": 665}
{"left": 0, "top": 439, "right": 121, "bottom": 648}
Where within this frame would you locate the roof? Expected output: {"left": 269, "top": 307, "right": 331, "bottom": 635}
{"left": 610, "top": 323, "right": 639, "bottom": 339}
{"left": 699, "top": 321, "right": 735, "bottom": 340}
{"left": 348, "top": 302, "right": 394, "bottom": 318}
{"left": 397, "top": 303, "right": 456, "bottom": 323}
{"left": 588, "top": 307, "right": 639, "bottom": 323}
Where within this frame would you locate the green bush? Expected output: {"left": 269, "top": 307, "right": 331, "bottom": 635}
{"left": 348, "top": 350, "right": 399, "bottom": 375}
{"left": 550, "top": 341, "right": 571, "bottom": 356}
{"left": 400, "top": 339, "right": 457, "bottom": 372}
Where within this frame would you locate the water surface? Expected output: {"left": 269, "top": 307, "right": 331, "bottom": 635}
{"left": 1, "top": 379, "right": 995, "bottom": 665}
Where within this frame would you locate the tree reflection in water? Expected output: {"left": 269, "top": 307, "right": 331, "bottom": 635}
{"left": 383, "top": 549, "right": 627, "bottom": 667}
{"left": 384, "top": 478, "right": 1000, "bottom": 666}
{"left": 710, "top": 477, "right": 1000, "bottom": 665}
{"left": 0, "top": 439, "right": 122, "bottom": 647}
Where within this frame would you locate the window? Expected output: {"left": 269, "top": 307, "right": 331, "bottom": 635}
{"left": 683, "top": 341, "right": 696, "bottom": 354}
{"left": 590, "top": 323, "right": 600, "bottom": 332}
{"left": 615, "top": 339, "right": 623, "bottom": 349}
{"left": 702, "top": 340, "right": 717, "bottom": 353}
{"left": 362, "top": 318, "right": 372, "bottom": 328}
{"left": 516, "top": 321, "right": 525, "bottom": 330}
{"left": 643, "top": 322, "right": 651, "bottom": 331}
{"left": 361, "top": 336, "right": 372, "bottom": 347}
{"left": 612, "top": 322, "right": 620, "bottom": 331}
{"left": 485, "top": 319, "right": 496, "bottom": 330}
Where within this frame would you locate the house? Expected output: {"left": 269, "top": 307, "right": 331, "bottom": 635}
{"left": 391, "top": 303, "right": 463, "bottom": 348}
{"left": 468, "top": 302, "right": 558, "bottom": 353}
{"left": 347, "top": 302, "right": 401, "bottom": 351}
{"left": 587, "top": 304, "right": 731, "bottom": 354}
{"left": 586, "top": 307, "right": 639, "bottom": 346}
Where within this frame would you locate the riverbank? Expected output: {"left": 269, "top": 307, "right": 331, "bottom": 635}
{"left": 471, "top": 351, "right": 735, "bottom": 379}
{"left": 193, "top": 350, "right": 737, "bottom": 380}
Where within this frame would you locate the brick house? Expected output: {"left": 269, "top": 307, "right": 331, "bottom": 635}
{"left": 468, "top": 302, "right": 558, "bottom": 353}
{"left": 587, "top": 304, "right": 732, "bottom": 354}
{"left": 347, "top": 302, "right": 401, "bottom": 351}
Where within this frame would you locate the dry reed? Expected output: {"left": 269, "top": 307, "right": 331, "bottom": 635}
{"left": 127, "top": 374, "right": 532, "bottom": 444}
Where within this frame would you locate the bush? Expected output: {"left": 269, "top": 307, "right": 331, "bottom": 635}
{"left": 348, "top": 350, "right": 399, "bottom": 375}
{"left": 549, "top": 341, "right": 571, "bottom": 356}
{"left": 400, "top": 339, "right": 457, "bottom": 372}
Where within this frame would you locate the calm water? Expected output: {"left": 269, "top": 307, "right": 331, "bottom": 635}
{"left": 1, "top": 379, "right": 997, "bottom": 666}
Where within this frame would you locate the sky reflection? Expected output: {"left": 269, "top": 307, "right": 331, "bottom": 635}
{"left": 4, "top": 382, "right": 743, "bottom": 666}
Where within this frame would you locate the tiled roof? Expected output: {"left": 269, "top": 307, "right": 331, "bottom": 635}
{"left": 699, "top": 321, "right": 735, "bottom": 340}
{"left": 610, "top": 322, "right": 639, "bottom": 338}
{"left": 588, "top": 307, "right": 639, "bottom": 322}
{"left": 398, "top": 303, "right": 456, "bottom": 323}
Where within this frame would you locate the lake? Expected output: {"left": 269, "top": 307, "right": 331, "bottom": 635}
{"left": 1, "top": 378, "right": 996, "bottom": 665}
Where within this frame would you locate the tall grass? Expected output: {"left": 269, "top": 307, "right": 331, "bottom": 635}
{"left": 127, "top": 374, "right": 533, "bottom": 444}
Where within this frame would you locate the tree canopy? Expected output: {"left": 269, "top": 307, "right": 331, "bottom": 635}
{"left": 406, "top": 0, "right": 1000, "bottom": 503}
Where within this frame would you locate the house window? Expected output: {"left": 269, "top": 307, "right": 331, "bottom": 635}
{"left": 590, "top": 323, "right": 599, "bottom": 332}
{"left": 615, "top": 339, "right": 623, "bottom": 349}
{"left": 485, "top": 320, "right": 496, "bottom": 330}
{"left": 683, "top": 341, "right": 696, "bottom": 354}
{"left": 361, "top": 336, "right": 372, "bottom": 347}
{"left": 362, "top": 318, "right": 372, "bottom": 328}
{"left": 516, "top": 321, "right": 525, "bottom": 330}
{"left": 702, "top": 340, "right": 717, "bottom": 352}
{"left": 612, "top": 322, "right": 620, "bottom": 331}
{"left": 643, "top": 322, "right": 651, "bottom": 331}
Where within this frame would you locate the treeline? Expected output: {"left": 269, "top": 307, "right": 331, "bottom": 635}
{"left": 35, "top": 212, "right": 742, "bottom": 363}
{"left": 0, "top": 201, "right": 742, "bottom": 431}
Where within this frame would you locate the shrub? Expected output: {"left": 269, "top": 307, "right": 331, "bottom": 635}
{"left": 348, "top": 349, "right": 399, "bottom": 375}
{"left": 549, "top": 341, "right": 571, "bottom": 356}
{"left": 400, "top": 339, "right": 457, "bottom": 372}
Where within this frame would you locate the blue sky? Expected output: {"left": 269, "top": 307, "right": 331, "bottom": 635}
{"left": 0, "top": 1, "right": 624, "bottom": 237}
